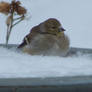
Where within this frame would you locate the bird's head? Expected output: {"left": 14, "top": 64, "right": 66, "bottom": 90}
{"left": 39, "top": 18, "right": 65, "bottom": 37}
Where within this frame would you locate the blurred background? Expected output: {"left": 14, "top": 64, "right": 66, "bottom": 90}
{"left": 0, "top": 0, "right": 92, "bottom": 48}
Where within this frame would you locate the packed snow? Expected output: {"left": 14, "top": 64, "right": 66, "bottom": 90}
{"left": 0, "top": 0, "right": 92, "bottom": 78}
{"left": 0, "top": 47, "right": 92, "bottom": 78}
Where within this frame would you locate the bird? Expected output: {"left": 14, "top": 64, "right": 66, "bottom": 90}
{"left": 18, "top": 18, "right": 70, "bottom": 56}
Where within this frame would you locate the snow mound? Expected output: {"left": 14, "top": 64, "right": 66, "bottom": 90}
{"left": 0, "top": 47, "right": 92, "bottom": 78}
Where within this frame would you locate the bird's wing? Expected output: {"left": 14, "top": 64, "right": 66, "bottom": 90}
{"left": 18, "top": 25, "right": 40, "bottom": 48}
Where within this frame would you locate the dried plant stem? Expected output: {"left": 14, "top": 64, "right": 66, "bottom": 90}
{"left": 6, "top": 15, "right": 25, "bottom": 47}
{"left": 6, "top": 26, "right": 10, "bottom": 46}
{"left": 6, "top": 10, "right": 14, "bottom": 47}
{"left": 13, "top": 16, "right": 24, "bottom": 27}
{"left": 14, "top": 16, "right": 24, "bottom": 21}
{"left": 5, "top": 0, "right": 26, "bottom": 47}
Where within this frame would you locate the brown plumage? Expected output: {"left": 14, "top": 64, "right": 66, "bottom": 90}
{"left": 18, "top": 18, "right": 70, "bottom": 56}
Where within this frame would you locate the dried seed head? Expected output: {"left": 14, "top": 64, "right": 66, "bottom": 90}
{"left": 10, "top": 1, "right": 27, "bottom": 15}
{"left": 0, "top": 2, "right": 10, "bottom": 15}
{"left": 16, "top": 1, "right": 21, "bottom": 5}
{"left": 0, "top": 1, "right": 27, "bottom": 16}
{"left": 16, "top": 6, "right": 27, "bottom": 15}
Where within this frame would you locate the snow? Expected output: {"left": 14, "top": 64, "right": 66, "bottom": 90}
{"left": 0, "top": 47, "right": 91, "bottom": 78}
{"left": 0, "top": 0, "right": 92, "bottom": 78}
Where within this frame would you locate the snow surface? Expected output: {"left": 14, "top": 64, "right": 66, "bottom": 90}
{"left": 0, "top": 0, "right": 92, "bottom": 78}
{"left": 0, "top": 47, "right": 92, "bottom": 78}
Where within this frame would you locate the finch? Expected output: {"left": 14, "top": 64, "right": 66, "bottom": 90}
{"left": 18, "top": 18, "right": 70, "bottom": 56}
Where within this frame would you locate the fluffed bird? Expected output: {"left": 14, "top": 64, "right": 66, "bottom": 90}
{"left": 18, "top": 18, "right": 70, "bottom": 56}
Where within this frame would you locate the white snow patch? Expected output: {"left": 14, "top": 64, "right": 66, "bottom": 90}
{"left": 0, "top": 47, "right": 92, "bottom": 78}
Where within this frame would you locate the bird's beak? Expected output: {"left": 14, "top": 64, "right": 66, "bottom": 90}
{"left": 57, "top": 27, "right": 65, "bottom": 37}
{"left": 59, "top": 27, "right": 66, "bottom": 32}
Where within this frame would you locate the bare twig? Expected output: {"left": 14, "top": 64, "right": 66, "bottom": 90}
{"left": 5, "top": 2, "right": 14, "bottom": 46}
{"left": 6, "top": 26, "right": 9, "bottom": 46}
{"left": 14, "top": 15, "right": 25, "bottom": 20}
{"left": 13, "top": 18, "right": 24, "bottom": 27}
{"left": 0, "top": 0, "right": 27, "bottom": 47}
{"left": 13, "top": 15, "right": 25, "bottom": 26}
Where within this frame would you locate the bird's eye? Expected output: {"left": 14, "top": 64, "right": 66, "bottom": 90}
{"left": 52, "top": 27, "right": 56, "bottom": 29}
